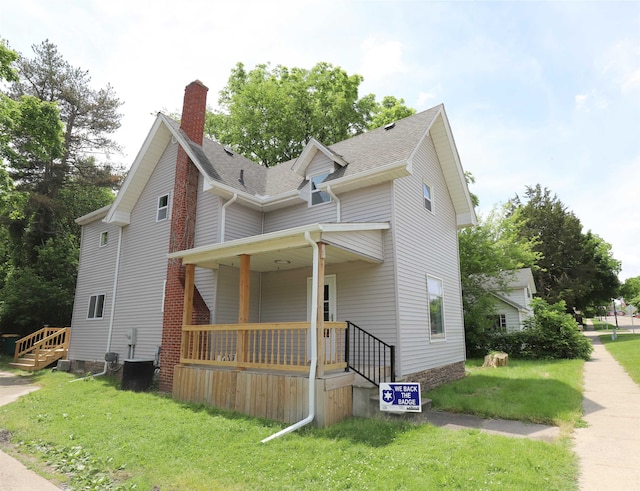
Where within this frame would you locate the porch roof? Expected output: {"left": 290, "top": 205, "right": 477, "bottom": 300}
{"left": 168, "top": 222, "right": 390, "bottom": 272}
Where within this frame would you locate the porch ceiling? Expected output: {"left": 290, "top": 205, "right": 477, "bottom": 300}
{"left": 168, "top": 222, "right": 390, "bottom": 272}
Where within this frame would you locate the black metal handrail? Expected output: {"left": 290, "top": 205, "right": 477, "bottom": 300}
{"left": 345, "top": 321, "right": 395, "bottom": 386}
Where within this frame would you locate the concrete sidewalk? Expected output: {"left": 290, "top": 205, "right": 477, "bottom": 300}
{"left": 0, "top": 370, "right": 61, "bottom": 491}
{"left": 573, "top": 331, "right": 640, "bottom": 490}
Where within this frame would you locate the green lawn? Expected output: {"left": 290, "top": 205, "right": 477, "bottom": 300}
{"left": 0, "top": 360, "right": 579, "bottom": 490}
{"left": 600, "top": 333, "right": 640, "bottom": 385}
{"left": 590, "top": 319, "right": 613, "bottom": 331}
{"left": 428, "top": 358, "right": 584, "bottom": 431}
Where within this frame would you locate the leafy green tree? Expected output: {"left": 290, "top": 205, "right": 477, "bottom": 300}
{"left": 368, "top": 96, "right": 415, "bottom": 129}
{"left": 10, "top": 40, "right": 123, "bottom": 176}
{"left": 0, "top": 39, "right": 120, "bottom": 333}
{"left": 205, "top": 62, "right": 413, "bottom": 167}
{"left": 579, "top": 231, "right": 621, "bottom": 308}
{"left": 0, "top": 39, "right": 17, "bottom": 83}
{"left": 621, "top": 276, "right": 640, "bottom": 309}
{"left": 508, "top": 184, "right": 620, "bottom": 312}
{"left": 459, "top": 205, "right": 540, "bottom": 356}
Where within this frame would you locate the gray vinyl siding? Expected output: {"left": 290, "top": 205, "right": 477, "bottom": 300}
{"left": 194, "top": 175, "right": 221, "bottom": 314}
{"left": 305, "top": 152, "right": 337, "bottom": 177}
{"left": 341, "top": 183, "right": 393, "bottom": 223}
{"left": 69, "top": 220, "right": 120, "bottom": 362}
{"left": 393, "top": 133, "right": 466, "bottom": 376}
{"left": 215, "top": 265, "right": 260, "bottom": 324}
{"left": 224, "top": 202, "right": 262, "bottom": 241}
{"left": 194, "top": 174, "right": 220, "bottom": 247}
{"left": 260, "top": 268, "right": 310, "bottom": 322}
{"left": 258, "top": 182, "right": 397, "bottom": 344}
{"left": 264, "top": 200, "right": 337, "bottom": 233}
{"left": 493, "top": 299, "right": 524, "bottom": 332}
{"left": 108, "top": 141, "right": 176, "bottom": 360}
{"left": 503, "top": 288, "right": 530, "bottom": 310}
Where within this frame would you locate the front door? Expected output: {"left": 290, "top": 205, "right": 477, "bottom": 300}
{"left": 307, "top": 275, "right": 337, "bottom": 360}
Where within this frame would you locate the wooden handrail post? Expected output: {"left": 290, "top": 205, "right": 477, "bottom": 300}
{"left": 182, "top": 264, "right": 196, "bottom": 360}
{"left": 237, "top": 254, "right": 250, "bottom": 367}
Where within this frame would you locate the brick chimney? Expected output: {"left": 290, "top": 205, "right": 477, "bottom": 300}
{"left": 160, "top": 81, "right": 211, "bottom": 392}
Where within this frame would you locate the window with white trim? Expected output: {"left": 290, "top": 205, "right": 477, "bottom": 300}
{"left": 427, "top": 275, "right": 444, "bottom": 338}
{"left": 99, "top": 231, "right": 108, "bottom": 247}
{"left": 493, "top": 314, "right": 507, "bottom": 331}
{"left": 423, "top": 182, "right": 433, "bottom": 212}
{"left": 157, "top": 194, "right": 169, "bottom": 221}
{"left": 88, "top": 294, "right": 106, "bottom": 319}
{"left": 310, "top": 173, "right": 331, "bottom": 206}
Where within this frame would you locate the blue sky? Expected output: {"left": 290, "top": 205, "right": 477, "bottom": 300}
{"left": 3, "top": 0, "right": 639, "bottom": 280}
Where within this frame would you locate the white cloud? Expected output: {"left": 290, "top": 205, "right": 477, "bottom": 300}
{"left": 416, "top": 91, "right": 437, "bottom": 109}
{"left": 359, "top": 37, "right": 407, "bottom": 83}
{"left": 575, "top": 94, "right": 588, "bottom": 110}
{"left": 622, "top": 68, "right": 640, "bottom": 93}
{"left": 598, "top": 40, "right": 640, "bottom": 100}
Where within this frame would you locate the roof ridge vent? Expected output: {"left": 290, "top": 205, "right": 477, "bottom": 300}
{"left": 384, "top": 122, "right": 396, "bottom": 130}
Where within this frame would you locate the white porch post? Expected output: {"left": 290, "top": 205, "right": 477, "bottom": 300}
{"left": 316, "top": 242, "right": 326, "bottom": 378}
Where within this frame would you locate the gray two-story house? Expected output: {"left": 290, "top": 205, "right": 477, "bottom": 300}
{"left": 70, "top": 81, "right": 476, "bottom": 426}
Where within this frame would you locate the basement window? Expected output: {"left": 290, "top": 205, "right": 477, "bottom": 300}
{"left": 157, "top": 194, "right": 170, "bottom": 221}
{"left": 88, "top": 294, "right": 106, "bottom": 319}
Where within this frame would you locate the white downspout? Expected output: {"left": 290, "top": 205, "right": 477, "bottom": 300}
{"left": 220, "top": 193, "right": 238, "bottom": 243}
{"left": 261, "top": 231, "right": 318, "bottom": 442}
{"left": 326, "top": 185, "right": 340, "bottom": 223}
{"left": 71, "top": 226, "right": 123, "bottom": 382}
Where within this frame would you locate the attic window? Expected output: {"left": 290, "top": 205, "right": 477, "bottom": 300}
{"left": 384, "top": 122, "right": 396, "bottom": 130}
{"left": 157, "top": 194, "right": 170, "bottom": 221}
{"left": 99, "top": 231, "right": 108, "bottom": 247}
{"left": 423, "top": 182, "right": 433, "bottom": 212}
{"left": 310, "top": 173, "right": 331, "bottom": 206}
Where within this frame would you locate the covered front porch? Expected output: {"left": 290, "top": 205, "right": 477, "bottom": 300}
{"left": 168, "top": 222, "right": 391, "bottom": 426}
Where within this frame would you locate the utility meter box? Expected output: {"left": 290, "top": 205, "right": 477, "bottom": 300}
{"left": 126, "top": 328, "right": 137, "bottom": 345}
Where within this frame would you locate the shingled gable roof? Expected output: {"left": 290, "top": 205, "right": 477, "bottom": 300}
{"left": 97, "top": 103, "right": 476, "bottom": 225}
{"left": 290, "top": 137, "right": 349, "bottom": 177}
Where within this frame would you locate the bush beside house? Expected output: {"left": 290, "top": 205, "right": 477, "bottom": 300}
{"left": 477, "top": 298, "right": 593, "bottom": 361}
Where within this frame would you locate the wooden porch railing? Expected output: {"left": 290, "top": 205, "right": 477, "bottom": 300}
{"left": 181, "top": 322, "right": 347, "bottom": 373}
{"left": 10, "top": 327, "right": 70, "bottom": 371}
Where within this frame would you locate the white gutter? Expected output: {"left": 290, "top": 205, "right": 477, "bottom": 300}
{"left": 71, "top": 226, "right": 123, "bottom": 382}
{"left": 220, "top": 193, "right": 238, "bottom": 243}
{"left": 326, "top": 185, "right": 340, "bottom": 223}
{"left": 261, "top": 231, "right": 318, "bottom": 442}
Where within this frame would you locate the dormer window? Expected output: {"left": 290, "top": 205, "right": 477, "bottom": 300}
{"left": 310, "top": 173, "right": 331, "bottom": 206}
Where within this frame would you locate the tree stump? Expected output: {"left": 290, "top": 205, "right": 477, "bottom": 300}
{"left": 482, "top": 352, "right": 509, "bottom": 368}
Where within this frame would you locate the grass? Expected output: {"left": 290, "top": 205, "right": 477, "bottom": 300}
{"left": 590, "top": 319, "right": 615, "bottom": 331}
{"left": 0, "top": 359, "right": 580, "bottom": 490}
{"left": 600, "top": 333, "right": 640, "bottom": 386}
{"left": 428, "top": 358, "right": 585, "bottom": 432}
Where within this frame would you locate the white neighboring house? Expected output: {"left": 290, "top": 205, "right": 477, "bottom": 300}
{"left": 489, "top": 268, "right": 537, "bottom": 332}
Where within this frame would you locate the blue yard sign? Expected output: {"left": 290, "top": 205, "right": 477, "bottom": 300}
{"left": 379, "top": 383, "right": 422, "bottom": 412}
